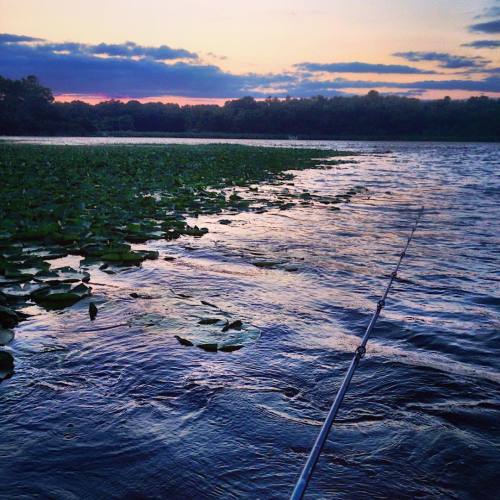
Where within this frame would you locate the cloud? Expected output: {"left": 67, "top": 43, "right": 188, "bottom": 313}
{"left": 280, "top": 76, "right": 500, "bottom": 97}
{"left": 393, "top": 51, "right": 489, "bottom": 69}
{"left": 0, "top": 34, "right": 198, "bottom": 61}
{"left": 89, "top": 42, "right": 197, "bottom": 60}
{"left": 0, "top": 33, "right": 44, "bottom": 43}
{"left": 469, "top": 19, "right": 500, "bottom": 33}
{"left": 0, "top": 37, "right": 286, "bottom": 98}
{"left": 462, "top": 39, "right": 500, "bottom": 49}
{"left": 474, "top": 6, "right": 500, "bottom": 19}
{"left": 206, "top": 52, "right": 228, "bottom": 61}
{"left": 480, "top": 67, "right": 500, "bottom": 75}
{"left": 393, "top": 76, "right": 500, "bottom": 92}
{"left": 294, "top": 61, "right": 435, "bottom": 74}
{"left": 0, "top": 33, "right": 499, "bottom": 99}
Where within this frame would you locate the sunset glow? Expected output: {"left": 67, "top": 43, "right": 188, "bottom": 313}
{"left": 0, "top": 0, "right": 499, "bottom": 103}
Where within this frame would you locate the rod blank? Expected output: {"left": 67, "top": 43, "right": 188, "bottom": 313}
{"left": 290, "top": 207, "right": 424, "bottom": 500}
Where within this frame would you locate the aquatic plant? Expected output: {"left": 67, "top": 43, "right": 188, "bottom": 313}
{"left": 0, "top": 143, "right": 352, "bottom": 367}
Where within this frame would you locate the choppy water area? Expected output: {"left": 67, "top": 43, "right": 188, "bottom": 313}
{"left": 1, "top": 139, "right": 499, "bottom": 499}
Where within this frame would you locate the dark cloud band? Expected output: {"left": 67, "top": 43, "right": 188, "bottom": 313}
{"left": 393, "top": 51, "right": 490, "bottom": 69}
{"left": 462, "top": 40, "right": 500, "bottom": 49}
{"left": 294, "top": 61, "right": 435, "bottom": 74}
{"left": 0, "top": 33, "right": 499, "bottom": 98}
{"left": 0, "top": 33, "right": 45, "bottom": 43}
{"left": 469, "top": 19, "right": 500, "bottom": 34}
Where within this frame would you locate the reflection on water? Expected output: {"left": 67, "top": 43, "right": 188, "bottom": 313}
{"left": 1, "top": 139, "right": 499, "bottom": 499}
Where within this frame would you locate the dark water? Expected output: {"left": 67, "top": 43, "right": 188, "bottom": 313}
{"left": 1, "top": 140, "right": 499, "bottom": 499}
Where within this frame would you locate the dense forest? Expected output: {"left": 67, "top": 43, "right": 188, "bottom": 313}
{"left": 1, "top": 75, "right": 499, "bottom": 140}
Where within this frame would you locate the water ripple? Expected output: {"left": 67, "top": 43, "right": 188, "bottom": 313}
{"left": 1, "top": 140, "right": 499, "bottom": 499}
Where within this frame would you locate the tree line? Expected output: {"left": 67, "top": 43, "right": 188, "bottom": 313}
{"left": 1, "top": 75, "right": 499, "bottom": 140}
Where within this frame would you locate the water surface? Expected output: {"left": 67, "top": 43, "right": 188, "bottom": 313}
{"left": 1, "top": 139, "right": 499, "bottom": 499}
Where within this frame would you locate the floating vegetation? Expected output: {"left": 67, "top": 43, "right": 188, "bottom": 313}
{"left": 0, "top": 143, "right": 344, "bottom": 257}
{"left": 0, "top": 329, "right": 14, "bottom": 346}
{"left": 222, "top": 319, "right": 243, "bottom": 332}
{"left": 252, "top": 260, "right": 283, "bottom": 269}
{"left": 0, "top": 143, "right": 352, "bottom": 375}
{"left": 175, "top": 335, "right": 194, "bottom": 346}
{"left": 198, "top": 318, "right": 222, "bottom": 325}
{"left": 125, "top": 290, "right": 259, "bottom": 352}
{"left": 0, "top": 305, "right": 20, "bottom": 328}
{"left": 0, "top": 282, "right": 50, "bottom": 300}
{"left": 89, "top": 302, "right": 98, "bottom": 321}
{"left": 0, "top": 350, "right": 14, "bottom": 380}
{"left": 33, "top": 283, "right": 92, "bottom": 309}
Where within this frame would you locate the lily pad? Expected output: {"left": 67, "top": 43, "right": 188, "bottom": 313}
{"left": 1, "top": 282, "right": 50, "bottom": 300}
{"left": 23, "top": 246, "right": 69, "bottom": 260}
{"left": 124, "top": 223, "right": 163, "bottom": 243}
{"left": 33, "top": 270, "right": 61, "bottom": 284}
{"left": 0, "top": 305, "right": 19, "bottom": 328}
{"left": 179, "top": 318, "right": 260, "bottom": 352}
{"left": 175, "top": 335, "right": 194, "bottom": 346}
{"left": 0, "top": 275, "right": 27, "bottom": 285}
{"left": 219, "top": 345, "right": 243, "bottom": 352}
{"left": 183, "top": 225, "right": 208, "bottom": 237}
{"left": 129, "top": 292, "right": 161, "bottom": 299}
{"left": 80, "top": 242, "right": 132, "bottom": 257}
{"left": 222, "top": 319, "right": 243, "bottom": 332}
{"left": 198, "top": 318, "right": 223, "bottom": 325}
{"left": 0, "top": 350, "right": 14, "bottom": 379}
{"left": 198, "top": 343, "right": 218, "bottom": 352}
{"left": 137, "top": 250, "right": 159, "bottom": 261}
{"left": 0, "top": 329, "right": 14, "bottom": 346}
{"left": 51, "top": 266, "right": 91, "bottom": 283}
{"left": 3, "top": 263, "right": 47, "bottom": 281}
{"left": 200, "top": 300, "right": 218, "bottom": 308}
{"left": 89, "top": 302, "right": 98, "bottom": 321}
{"left": 101, "top": 251, "right": 147, "bottom": 264}
{"left": 128, "top": 312, "right": 180, "bottom": 330}
{"left": 33, "top": 283, "right": 92, "bottom": 308}
{"left": 15, "top": 223, "right": 60, "bottom": 241}
{"left": 252, "top": 260, "right": 282, "bottom": 269}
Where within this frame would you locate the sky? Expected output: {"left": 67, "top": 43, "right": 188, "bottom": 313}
{"left": 0, "top": 0, "right": 499, "bottom": 104}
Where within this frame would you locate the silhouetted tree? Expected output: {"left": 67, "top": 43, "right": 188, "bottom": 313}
{"left": 0, "top": 75, "right": 56, "bottom": 134}
{"left": 0, "top": 75, "right": 499, "bottom": 140}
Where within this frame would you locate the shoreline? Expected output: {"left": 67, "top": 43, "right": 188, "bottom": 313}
{"left": 1, "top": 133, "right": 499, "bottom": 144}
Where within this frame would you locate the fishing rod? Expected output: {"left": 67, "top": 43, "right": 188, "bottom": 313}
{"left": 290, "top": 206, "right": 424, "bottom": 500}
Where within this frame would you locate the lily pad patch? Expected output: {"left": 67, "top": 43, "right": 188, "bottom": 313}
{"left": 1, "top": 283, "right": 50, "bottom": 300}
{"left": 33, "top": 283, "right": 92, "bottom": 308}
{"left": 34, "top": 267, "right": 90, "bottom": 285}
{"left": 0, "top": 305, "right": 19, "bottom": 328}
{"left": 0, "top": 143, "right": 355, "bottom": 379}
{"left": 252, "top": 260, "right": 283, "bottom": 269}
{"left": 23, "top": 246, "right": 69, "bottom": 260}
{"left": 175, "top": 335, "right": 194, "bottom": 346}
{"left": 198, "top": 318, "right": 223, "bottom": 325}
{"left": 0, "top": 329, "right": 14, "bottom": 346}
{"left": 222, "top": 319, "right": 243, "bottom": 332}
{"left": 0, "top": 350, "right": 14, "bottom": 380}
{"left": 89, "top": 302, "right": 98, "bottom": 321}
{"left": 101, "top": 250, "right": 159, "bottom": 265}
{"left": 186, "top": 319, "right": 260, "bottom": 351}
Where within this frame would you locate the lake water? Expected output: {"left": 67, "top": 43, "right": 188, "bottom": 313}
{"left": 1, "top": 138, "right": 499, "bottom": 499}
